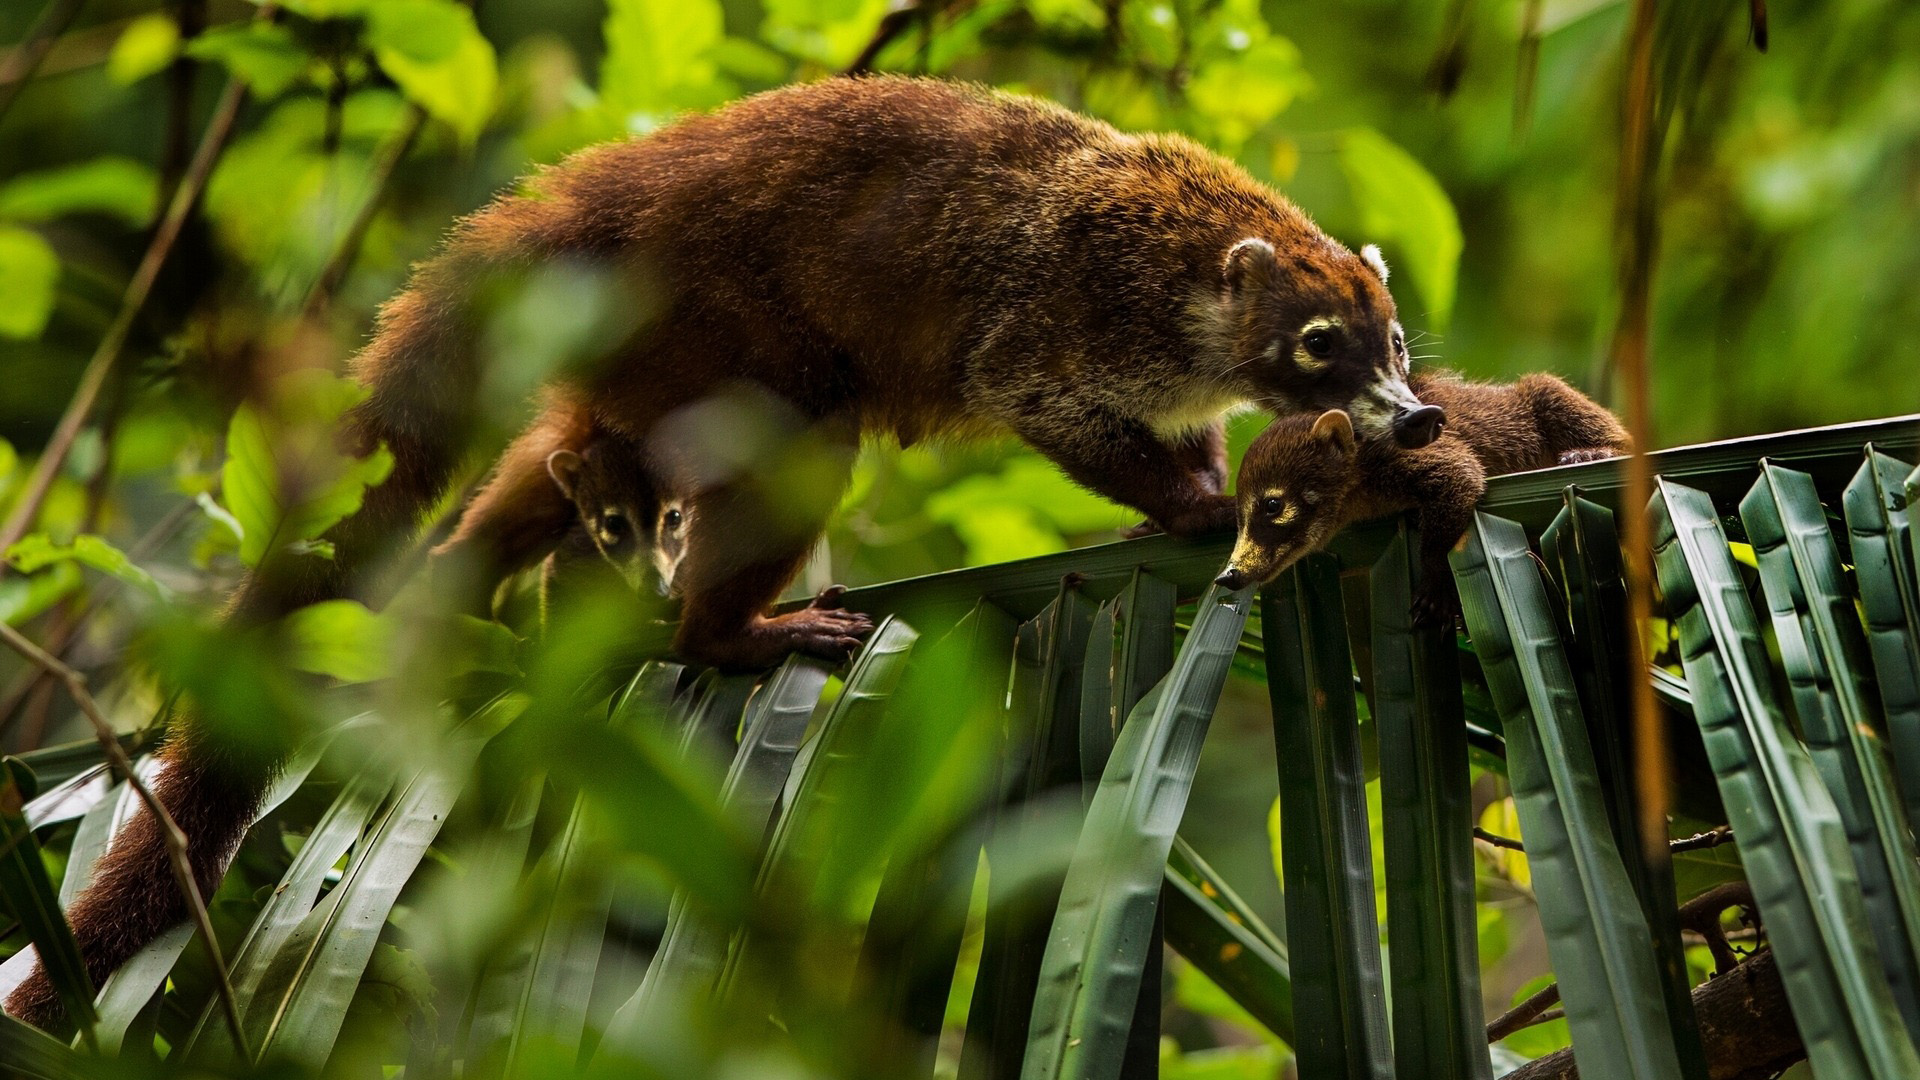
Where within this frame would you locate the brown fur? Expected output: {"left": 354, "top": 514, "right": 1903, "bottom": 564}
{"left": 10, "top": 76, "right": 1433, "bottom": 1027}
{"left": 1220, "top": 370, "right": 1630, "bottom": 619}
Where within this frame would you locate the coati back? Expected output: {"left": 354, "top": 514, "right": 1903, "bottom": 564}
{"left": 1216, "top": 370, "right": 1629, "bottom": 619}
{"left": 10, "top": 76, "right": 1442, "bottom": 1027}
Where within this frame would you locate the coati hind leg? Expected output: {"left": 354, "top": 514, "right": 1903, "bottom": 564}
{"left": 1015, "top": 407, "right": 1235, "bottom": 539}
{"left": 1122, "top": 420, "right": 1229, "bottom": 539}
{"left": 1514, "top": 374, "right": 1633, "bottom": 463}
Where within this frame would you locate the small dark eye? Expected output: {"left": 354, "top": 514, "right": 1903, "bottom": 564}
{"left": 1260, "top": 496, "right": 1286, "bottom": 517}
{"left": 662, "top": 508, "right": 683, "bottom": 531}
{"left": 1302, "top": 329, "right": 1336, "bottom": 358}
{"left": 601, "top": 512, "right": 630, "bottom": 539}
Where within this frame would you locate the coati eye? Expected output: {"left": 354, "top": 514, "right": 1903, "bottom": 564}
{"left": 601, "top": 512, "right": 630, "bottom": 540}
{"left": 1260, "top": 496, "right": 1286, "bottom": 517}
{"left": 663, "top": 508, "right": 683, "bottom": 532}
{"left": 1302, "top": 330, "right": 1336, "bottom": 358}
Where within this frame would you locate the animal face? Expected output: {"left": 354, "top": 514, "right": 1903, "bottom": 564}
{"left": 1216, "top": 238, "right": 1442, "bottom": 449}
{"left": 546, "top": 444, "right": 688, "bottom": 596}
{"left": 1214, "top": 410, "right": 1360, "bottom": 590}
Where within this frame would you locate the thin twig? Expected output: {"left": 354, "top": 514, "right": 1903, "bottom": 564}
{"left": 1487, "top": 980, "right": 1561, "bottom": 1043}
{"left": 0, "top": 0, "right": 89, "bottom": 128}
{"left": 301, "top": 103, "right": 428, "bottom": 317}
{"left": 1612, "top": 0, "right": 1670, "bottom": 872}
{"left": 0, "top": 76, "right": 249, "bottom": 566}
{"left": 0, "top": 498, "right": 198, "bottom": 736}
{"left": 0, "top": 621, "right": 252, "bottom": 1059}
{"left": 1669, "top": 824, "right": 1734, "bottom": 854}
{"left": 1473, "top": 826, "right": 1524, "bottom": 852}
{"left": 844, "top": 0, "right": 940, "bottom": 75}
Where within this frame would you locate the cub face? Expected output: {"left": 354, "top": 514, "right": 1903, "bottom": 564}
{"left": 546, "top": 443, "right": 689, "bottom": 596}
{"left": 1215, "top": 238, "right": 1443, "bottom": 449}
{"left": 1214, "top": 410, "right": 1360, "bottom": 590}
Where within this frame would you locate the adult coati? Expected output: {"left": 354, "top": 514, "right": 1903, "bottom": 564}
{"left": 1214, "top": 371, "right": 1629, "bottom": 618}
{"left": 7, "top": 76, "right": 1439, "bottom": 1028}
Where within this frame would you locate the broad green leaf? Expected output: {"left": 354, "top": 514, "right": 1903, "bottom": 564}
{"left": 0, "top": 226, "right": 59, "bottom": 339}
{"left": 1454, "top": 514, "right": 1686, "bottom": 1080}
{"left": 1336, "top": 127, "right": 1462, "bottom": 330}
{"left": 1025, "top": 583, "right": 1252, "bottom": 1080}
{"left": 0, "top": 1012, "right": 89, "bottom": 1080}
{"left": 1186, "top": 38, "right": 1310, "bottom": 149}
{"left": 220, "top": 372, "right": 395, "bottom": 569}
{"left": 283, "top": 599, "right": 397, "bottom": 683}
{"left": 600, "top": 0, "right": 729, "bottom": 120}
{"left": 6, "top": 534, "right": 166, "bottom": 599}
{"left": 187, "top": 24, "right": 310, "bottom": 98}
{"left": 0, "top": 158, "right": 159, "bottom": 228}
{"left": 107, "top": 14, "right": 180, "bottom": 85}
{"left": 369, "top": 0, "right": 498, "bottom": 143}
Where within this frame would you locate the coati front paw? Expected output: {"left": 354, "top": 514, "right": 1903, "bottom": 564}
{"left": 1558, "top": 447, "right": 1619, "bottom": 466}
{"left": 1122, "top": 519, "right": 1164, "bottom": 540}
{"left": 1410, "top": 579, "right": 1463, "bottom": 630}
{"left": 758, "top": 583, "right": 872, "bottom": 663}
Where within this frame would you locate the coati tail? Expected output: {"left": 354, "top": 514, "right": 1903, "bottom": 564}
{"left": 5, "top": 724, "right": 269, "bottom": 1031}
{"left": 5, "top": 209, "right": 543, "bottom": 1031}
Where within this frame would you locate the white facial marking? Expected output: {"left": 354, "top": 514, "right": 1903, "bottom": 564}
{"left": 1350, "top": 373, "right": 1423, "bottom": 438}
{"left": 1361, "top": 244, "right": 1389, "bottom": 283}
{"left": 1275, "top": 505, "right": 1299, "bottom": 525}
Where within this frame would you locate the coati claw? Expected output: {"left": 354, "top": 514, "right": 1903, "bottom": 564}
{"left": 1122, "top": 519, "right": 1164, "bottom": 540}
{"left": 1410, "top": 582, "right": 1463, "bottom": 630}
{"left": 1558, "top": 447, "right": 1618, "bottom": 466}
{"left": 810, "top": 584, "right": 850, "bottom": 609}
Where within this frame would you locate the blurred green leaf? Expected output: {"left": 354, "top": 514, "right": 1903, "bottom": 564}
{"left": 186, "top": 24, "right": 310, "bottom": 98}
{"left": 1186, "top": 38, "right": 1310, "bottom": 149}
{"left": 106, "top": 14, "right": 181, "bottom": 86}
{"left": 220, "top": 371, "right": 395, "bottom": 568}
{"left": 369, "top": 0, "right": 498, "bottom": 143}
{"left": 0, "top": 562, "right": 83, "bottom": 626}
{"left": 6, "top": 533, "right": 166, "bottom": 599}
{"left": 283, "top": 599, "right": 396, "bottom": 682}
{"left": 0, "top": 158, "right": 159, "bottom": 228}
{"left": 600, "top": 0, "right": 730, "bottom": 123}
{"left": 1336, "top": 128, "right": 1462, "bottom": 330}
{"left": 0, "top": 225, "right": 59, "bottom": 340}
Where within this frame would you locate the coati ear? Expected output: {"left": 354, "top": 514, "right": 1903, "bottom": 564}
{"left": 1359, "top": 244, "right": 1390, "bottom": 284}
{"left": 1223, "top": 238, "right": 1279, "bottom": 301}
{"left": 545, "top": 449, "right": 584, "bottom": 501}
{"left": 1310, "top": 410, "right": 1357, "bottom": 455}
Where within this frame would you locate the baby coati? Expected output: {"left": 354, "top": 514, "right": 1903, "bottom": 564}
{"left": 9, "top": 75, "right": 1440, "bottom": 1028}
{"left": 541, "top": 437, "right": 691, "bottom": 598}
{"left": 1214, "top": 371, "right": 1630, "bottom": 618}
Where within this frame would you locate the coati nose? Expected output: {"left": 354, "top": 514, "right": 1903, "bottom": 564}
{"left": 1392, "top": 404, "right": 1446, "bottom": 448}
{"left": 1215, "top": 567, "right": 1250, "bottom": 591}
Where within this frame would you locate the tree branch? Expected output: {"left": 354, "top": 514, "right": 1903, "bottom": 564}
{"left": 1487, "top": 980, "right": 1561, "bottom": 1043}
{"left": 1504, "top": 949, "right": 1801, "bottom": 1080}
{"left": 0, "top": 73, "right": 249, "bottom": 565}
{"left": 0, "top": 620, "right": 251, "bottom": 1059}
{"left": 301, "top": 103, "right": 428, "bottom": 317}
{"left": 0, "top": 0, "right": 89, "bottom": 128}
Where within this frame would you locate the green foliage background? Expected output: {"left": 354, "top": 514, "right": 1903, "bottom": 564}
{"left": 0, "top": 0, "right": 1914, "bottom": 1076}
